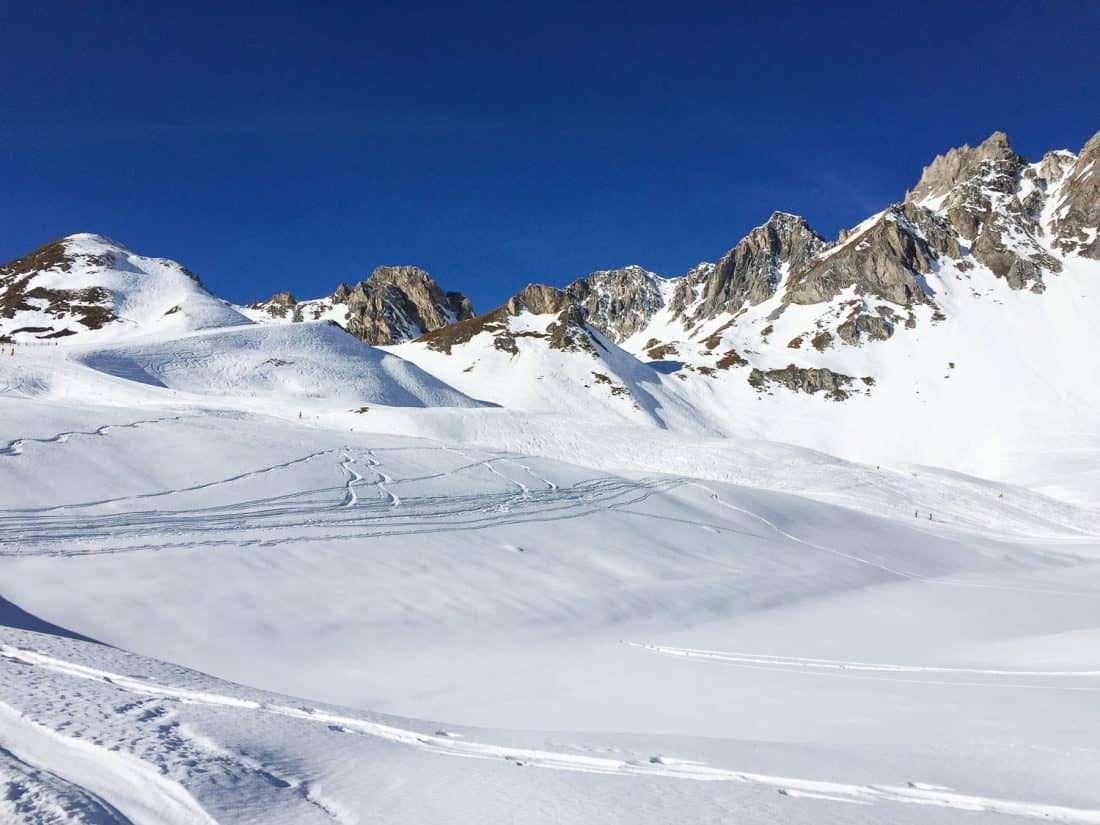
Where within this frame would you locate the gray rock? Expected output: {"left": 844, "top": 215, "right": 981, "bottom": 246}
{"left": 565, "top": 265, "right": 665, "bottom": 341}
{"left": 1051, "top": 129, "right": 1100, "bottom": 259}
{"left": 747, "top": 364, "right": 860, "bottom": 401}
{"left": 783, "top": 204, "right": 944, "bottom": 306}
{"left": 693, "top": 212, "right": 824, "bottom": 318}
{"left": 252, "top": 265, "right": 475, "bottom": 345}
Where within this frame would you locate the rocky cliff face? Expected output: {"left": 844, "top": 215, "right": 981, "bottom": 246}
{"left": 693, "top": 212, "right": 824, "bottom": 317}
{"left": 906, "top": 131, "right": 1063, "bottom": 292}
{"left": 564, "top": 265, "right": 666, "bottom": 341}
{"left": 562, "top": 213, "right": 826, "bottom": 343}
{"left": 249, "top": 265, "right": 474, "bottom": 345}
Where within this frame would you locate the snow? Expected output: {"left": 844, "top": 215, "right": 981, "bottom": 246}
{"left": 2, "top": 177, "right": 1100, "bottom": 822}
{"left": 74, "top": 322, "right": 488, "bottom": 410}
{"left": 1, "top": 369, "right": 1099, "bottom": 823}
{"left": 0, "top": 700, "right": 216, "bottom": 825}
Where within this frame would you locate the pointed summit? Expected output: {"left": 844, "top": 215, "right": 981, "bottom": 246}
{"left": 692, "top": 212, "right": 824, "bottom": 318}
{"left": 908, "top": 130, "right": 1024, "bottom": 204}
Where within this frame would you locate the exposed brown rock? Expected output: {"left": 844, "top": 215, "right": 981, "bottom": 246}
{"left": 566, "top": 266, "right": 664, "bottom": 340}
{"left": 693, "top": 212, "right": 824, "bottom": 318}
{"left": 0, "top": 239, "right": 119, "bottom": 335}
{"left": 252, "top": 266, "right": 475, "bottom": 345}
{"left": 748, "top": 364, "right": 858, "bottom": 401}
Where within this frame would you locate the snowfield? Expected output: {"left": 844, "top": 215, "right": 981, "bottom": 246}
{"left": 1, "top": 223, "right": 1100, "bottom": 822}
{"left": 1, "top": 363, "right": 1100, "bottom": 823}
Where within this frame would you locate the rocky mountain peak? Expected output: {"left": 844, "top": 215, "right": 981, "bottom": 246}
{"left": 783, "top": 202, "right": 953, "bottom": 306}
{"left": 249, "top": 265, "right": 475, "bottom": 345}
{"left": 418, "top": 282, "right": 593, "bottom": 357}
{"left": 908, "top": 131, "right": 1025, "bottom": 205}
{"left": 691, "top": 211, "right": 824, "bottom": 319}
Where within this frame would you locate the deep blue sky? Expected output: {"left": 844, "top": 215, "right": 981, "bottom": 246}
{"left": 3, "top": 2, "right": 1099, "bottom": 312}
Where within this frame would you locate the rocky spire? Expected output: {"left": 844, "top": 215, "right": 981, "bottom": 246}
{"left": 691, "top": 212, "right": 824, "bottom": 319}
{"left": 907, "top": 131, "right": 1024, "bottom": 205}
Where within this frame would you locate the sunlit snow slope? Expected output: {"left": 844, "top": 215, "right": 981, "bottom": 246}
{"left": 1, "top": 365, "right": 1099, "bottom": 824}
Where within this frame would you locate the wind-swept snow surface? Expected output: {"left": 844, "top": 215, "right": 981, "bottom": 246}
{"left": 74, "top": 322, "right": 488, "bottom": 409}
{"left": 1, "top": 385, "right": 1099, "bottom": 823}
{"left": 2, "top": 196, "right": 1100, "bottom": 822}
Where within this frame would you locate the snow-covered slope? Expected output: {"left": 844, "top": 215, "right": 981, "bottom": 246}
{"left": 389, "top": 283, "right": 708, "bottom": 429}
{"left": 1, "top": 395, "right": 1099, "bottom": 824}
{"left": 0, "top": 234, "right": 247, "bottom": 343}
{"left": 1, "top": 127, "right": 1100, "bottom": 825}
{"left": 73, "top": 321, "right": 489, "bottom": 410}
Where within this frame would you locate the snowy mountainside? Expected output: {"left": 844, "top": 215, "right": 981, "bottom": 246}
{"left": 1, "top": 128, "right": 1100, "bottom": 823}
{"left": 388, "top": 129, "right": 1100, "bottom": 498}
{"left": 569, "top": 129, "right": 1100, "bottom": 390}
{"left": 390, "top": 283, "right": 708, "bottom": 428}
{"left": 0, "top": 234, "right": 488, "bottom": 414}
{"left": 0, "top": 233, "right": 247, "bottom": 343}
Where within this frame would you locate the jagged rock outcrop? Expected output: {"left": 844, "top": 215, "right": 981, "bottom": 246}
{"left": 907, "top": 131, "right": 1062, "bottom": 291}
{"left": 693, "top": 212, "right": 824, "bottom": 318}
{"left": 565, "top": 265, "right": 665, "bottom": 341}
{"left": 506, "top": 283, "right": 574, "bottom": 316}
{"left": 837, "top": 306, "right": 895, "bottom": 346}
{"left": 747, "top": 364, "right": 866, "bottom": 401}
{"left": 251, "top": 265, "right": 475, "bottom": 345}
{"left": 784, "top": 204, "right": 950, "bottom": 306}
{"left": 908, "top": 131, "right": 1023, "bottom": 204}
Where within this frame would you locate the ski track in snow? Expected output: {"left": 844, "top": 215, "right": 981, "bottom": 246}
{"left": 2, "top": 442, "right": 1095, "bottom": 602}
{"left": 2, "top": 643, "right": 1099, "bottom": 824}
{"left": 363, "top": 450, "right": 399, "bottom": 507}
{"left": 338, "top": 454, "right": 362, "bottom": 508}
{"left": 0, "top": 700, "right": 216, "bottom": 825}
{"left": 1, "top": 742, "right": 134, "bottom": 825}
{"left": 629, "top": 644, "right": 1100, "bottom": 690}
{"left": 0, "top": 415, "right": 187, "bottom": 458}
{"left": 689, "top": 482, "right": 1100, "bottom": 597}
{"left": 0, "top": 446, "right": 681, "bottom": 557}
